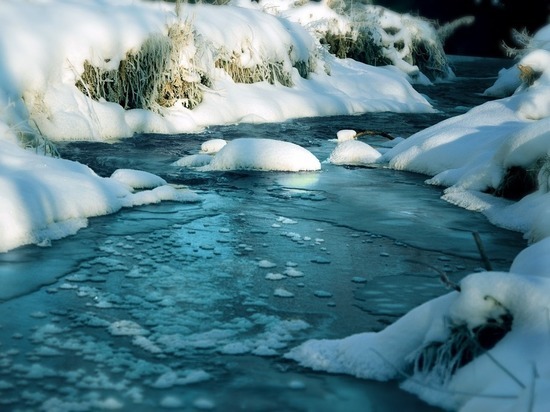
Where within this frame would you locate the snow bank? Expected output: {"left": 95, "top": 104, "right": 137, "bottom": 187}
{"left": 198, "top": 138, "right": 321, "bottom": 172}
{"left": 0, "top": 140, "right": 198, "bottom": 252}
{"left": 287, "top": 21, "right": 550, "bottom": 412}
{"left": 287, "top": 239, "right": 550, "bottom": 411}
{"left": 250, "top": 0, "right": 454, "bottom": 83}
{"left": 0, "top": 0, "right": 434, "bottom": 144}
{"left": 382, "top": 35, "right": 550, "bottom": 241}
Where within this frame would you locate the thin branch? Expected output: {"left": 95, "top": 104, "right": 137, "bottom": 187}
{"left": 355, "top": 129, "right": 395, "bottom": 140}
{"left": 472, "top": 232, "right": 492, "bottom": 271}
{"left": 404, "top": 259, "right": 461, "bottom": 292}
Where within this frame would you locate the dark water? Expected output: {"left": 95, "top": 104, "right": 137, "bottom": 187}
{"left": 0, "top": 57, "right": 524, "bottom": 411}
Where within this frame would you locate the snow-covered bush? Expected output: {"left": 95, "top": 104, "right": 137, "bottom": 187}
{"left": 76, "top": 20, "right": 209, "bottom": 111}
{"left": 485, "top": 25, "right": 550, "bottom": 97}
{"left": 255, "top": 1, "right": 454, "bottom": 83}
{"left": 287, "top": 251, "right": 550, "bottom": 411}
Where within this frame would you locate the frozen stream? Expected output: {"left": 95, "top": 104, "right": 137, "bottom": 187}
{"left": 0, "top": 57, "right": 526, "bottom": 411}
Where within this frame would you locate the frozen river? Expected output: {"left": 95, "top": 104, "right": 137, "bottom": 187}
{"left": 0, "top": 57, "right": 525, "bottom": 411}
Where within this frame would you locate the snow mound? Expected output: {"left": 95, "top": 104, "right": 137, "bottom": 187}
{"left": 336, "top": 129, "right": 357, "bottom": 142}
{"left": 171, "top": 154, "right": 213, "bottom": 168}
{"left": 328, "top": 140, "right": 382, "bottom": 166}
{"left": 199, "top": 138, "right": 321, "bottom": 172}
{"left": 287, "top": 254, "right": 550, "bottom": 411}
{"left": 200, "top": 139, "right": 227, "bottom": 154}
{"left": 111, "top": 169, "right": 167, "bottom": 190}
{"left": 0, "top": 141, "right": 199, "bottom": 252}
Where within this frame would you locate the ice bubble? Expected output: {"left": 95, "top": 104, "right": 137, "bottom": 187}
{"left": 24, "top": 363, "right": 58, "bottom": 379}
{"left": 277, "top": 216, "right": 298, "bottom": 224}
{"left": 274, "top": 288, "right": 295, "bottom": 298}
{"left": 160, "top": 395, "right": 183, "bottom": 409}
{"left": 220, "top": 342, "right": 250, "bottom": 355}
{"left": 314, "top": 290, "right": 333, "bottom": 298}
{"left": 108, "top": 320, "right": 149, "bottom": 336}
{"left": 351, "top": 277, "right": 368, "bottom": 283}
{"left": 133, "top": 336, "right": 163, "bottom": 354}
{"left": 288, "top": 379, "right": 306, "bottom": 390}
{"left": 0, "top": 380, "right": 14, "bottom": 390}
{"left": 178, "top": 370, "right": 211, "bottom": 385}
{"left": 258, "top": 260, "right": 277, "bottom": 268}
{"left": 96, "top": 397, "right": 124, "bottom": 410}
{"left": 152, "top": 371, "right": 178, "bottom": 389}
{"left": 284, "top": 268, "right": 304, "bottom": 278}
{"left": 193, "top": 397, "right": 216, "bottom": 410}
{"left": 252, "top": 346, "right": 278, "bottom": 356}
{"left": 265, "top": 273, "right": 286, "bottom": 280}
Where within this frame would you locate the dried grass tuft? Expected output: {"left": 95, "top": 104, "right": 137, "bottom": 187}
{"left": 76, "top": 20, "right": 209, "bottom": 111}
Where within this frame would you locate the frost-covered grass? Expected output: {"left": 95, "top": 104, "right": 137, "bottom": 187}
{"left": 76, "top": 20, "right": 209, "bottom": 111}
{"left": 254, "top": 0, "right": 455, "bottom": 83}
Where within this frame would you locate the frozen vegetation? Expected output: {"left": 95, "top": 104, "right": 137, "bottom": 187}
{"left": 2, "top": 0, "right": 550, "bottom": 411}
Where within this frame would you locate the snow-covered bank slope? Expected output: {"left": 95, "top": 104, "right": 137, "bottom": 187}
{"left": 0, "top": 0, "right": 434, "bottom": 143}
{"left": 382, "top": 43, "right": 550, "bottom": 242}
{"left": 287, "top": 239, "right": 550, "bottom": 411}
{"left": 0, "top": 136, "right": 199, "bottom": 253}
{"left": 288, "top": 22, "right": 550, "bottom": 412}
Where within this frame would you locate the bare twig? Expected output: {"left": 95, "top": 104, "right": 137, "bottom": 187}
{"left": 355, "top": 129, "right": 395, "bottom": 140}
{"left": 405, "top": 259, "right": 461, "bottom": 292}
{"left": 472, "top": 232, "right": 492, "bottom": 271}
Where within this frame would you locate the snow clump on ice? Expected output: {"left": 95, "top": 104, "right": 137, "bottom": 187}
{"left": 198, "top": 138, "right": 321, "bottom": 172}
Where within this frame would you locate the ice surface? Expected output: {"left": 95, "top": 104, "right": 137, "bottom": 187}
{"left": 1, "top": 137, "right": 520, "bottom": 409}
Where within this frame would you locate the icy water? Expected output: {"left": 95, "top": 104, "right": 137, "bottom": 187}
{"left": 0, "top": 57, "right": 525, "bottom": 411}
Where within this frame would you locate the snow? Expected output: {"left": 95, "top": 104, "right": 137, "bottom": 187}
{"left": 0, "top": 0, "right": 437, "bottom": 251}
{"left": 328, "top": 140, "right": 382, "bottom": 166}
{"left": 0, "top": 139, "right": 199, "bottom": 252}
{"left": 198, "top": 138, "right": 322, "bottom": 172}
{"left": 287, "top": 20, "right": 550, "bottom": 412}
{"left": 110, "top": 169, "right": 167, "bottom": 190}
{"left": 3, "top": 0, "right": 550, "bottom": 411}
